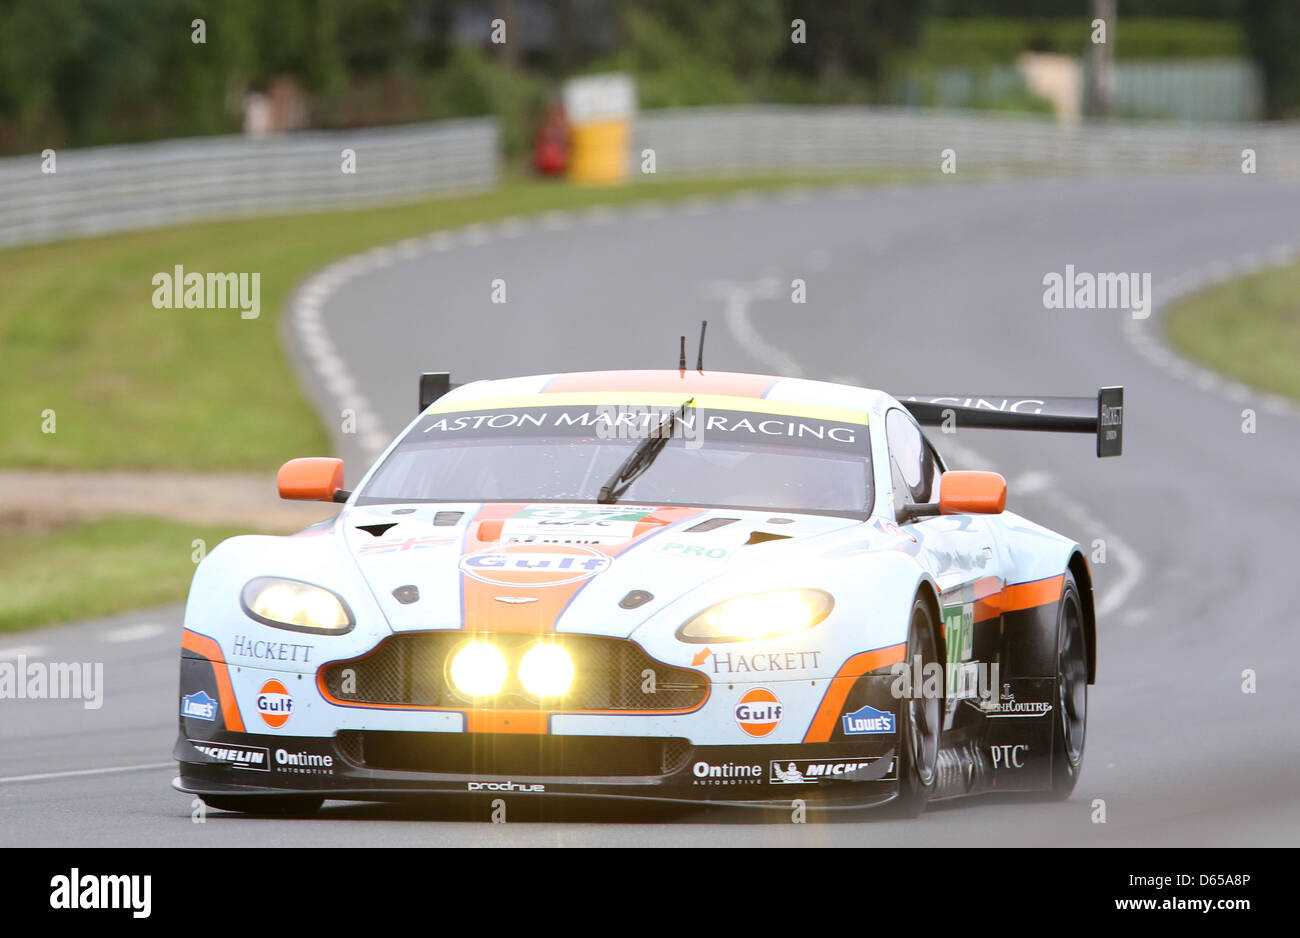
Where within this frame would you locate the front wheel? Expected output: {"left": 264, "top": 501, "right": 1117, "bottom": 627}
{"left": 1047, "top": 571, "right": 1088, "bottom": 799}
{"left": 889, "top": 597, "right": 941, "bottom": 817}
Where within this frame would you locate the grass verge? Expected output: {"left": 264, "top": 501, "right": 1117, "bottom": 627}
{"left": 1164, "top": 260, "right": 1300, "bottom": 402}
{"left": 0, "top": 517, "right": 253, "bottom": 634}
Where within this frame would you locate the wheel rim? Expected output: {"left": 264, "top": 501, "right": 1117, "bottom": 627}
{"left": 907, "top": 609, "right": 940, "bottom": 786}
{"left": 1057, "top": 592, "right": 1087, "bottom": 764}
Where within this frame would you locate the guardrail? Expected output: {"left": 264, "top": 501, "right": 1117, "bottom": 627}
{"left": 0, "top": 118, "right": 500, "bottom": 249}
{"left": 4, "top": 107, "right": 1297, "bottom": 251}
{"left": 634, "top": 106, "right": 1300, "bottom": 178}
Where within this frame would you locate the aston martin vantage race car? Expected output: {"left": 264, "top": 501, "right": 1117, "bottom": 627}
{"left": 173, "top": 369, "right": 1124, "bottom": 816}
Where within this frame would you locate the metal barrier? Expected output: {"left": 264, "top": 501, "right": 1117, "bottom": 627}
{"left": 3, "top": 107, "right": 1297, "bottom": 250}
{"left": 634, "top": 106, "right": 1300, "bottom": 178}
{"left": 0, "top": 118, "right": 500, "bottom": 249}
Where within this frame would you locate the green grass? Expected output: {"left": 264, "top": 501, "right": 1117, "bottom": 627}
{"left": 1164, "top": 261, "right": 1300, "bottom": 402}
{"left": 0, "top": 517, "right": 252, "bottom": 633}
{"left": 0, "top": 171, "right": 930, "bottom": 472}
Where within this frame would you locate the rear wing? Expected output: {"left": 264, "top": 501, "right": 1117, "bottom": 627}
{"left": 898, "top": 386, "right": 1124, "bottom": 457}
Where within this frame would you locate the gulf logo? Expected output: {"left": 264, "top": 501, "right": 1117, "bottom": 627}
{"left": 256, "top": 679, "right": 294, "bottom": 728}
{"left": 734, "top": 687, "right": 783, "bottom": 737}
{"left": 459, "top": 543, "right": 612, "bottom": 588}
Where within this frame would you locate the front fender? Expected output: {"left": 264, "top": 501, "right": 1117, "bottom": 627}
{"left": 182, "top": 531, "right": 394, "bottom": 674}
{"left": 628, "top": 548, "right": 932, "bottom": 685}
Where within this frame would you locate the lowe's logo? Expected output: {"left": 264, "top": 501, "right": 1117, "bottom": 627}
{"left": 180, "top": 690, "right": 217, "bottom": 721}
{"left": 842, "top": 704, "right": 895, "bottom": 735}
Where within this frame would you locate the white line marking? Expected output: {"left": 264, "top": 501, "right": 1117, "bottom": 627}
{"left": 497, "top": 217, "right": 529, "bottom": 238}
{"left": 1124, "top": 249, "right": 1300, "bottom": 420}
{"left": 102, "top": 623, "right": 167, "bottom": 643}
{"left": 1053, "top": 495, "right": 1144, "bottom": 617}
{"left": 582, "top": 206, "right": 616, "bottom": 225}
{"left": 0, "top": 762, "right": 174, "bottom": 784}
{"left": 539, "top": 210, "right": 571, "bottom": 231}
{"left": 711, "top": 278, "right": 804, "bottom": 378}
{"left": 0, "top": 645, "right": 48, "bottom": 660}
{"left": 727, "top": 192, "right": 763, "bottom": 210}
{"left": 1011, "top": 471, "right": 1053, "bottom": 495}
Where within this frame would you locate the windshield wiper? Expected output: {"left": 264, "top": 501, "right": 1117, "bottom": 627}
{"left": 596, "top": 397, "right": 694, "bottom": 504}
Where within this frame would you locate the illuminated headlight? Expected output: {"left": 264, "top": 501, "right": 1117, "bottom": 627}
{"left": 241, "top": 577, "right": 353, "bottom": 634}
{"left": 518, "top": 643, "right": 575, "bottom": 699}
{"left": 450, "top": 642, "right": 508, "bottom": 698}
{"left": 678, "top": 589, "right": 833, "bottom": 643}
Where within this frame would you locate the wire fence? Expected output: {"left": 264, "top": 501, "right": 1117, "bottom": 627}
{"left": 0, "top": 118, "right": 500, "bottom": 249}
{"left": 634, "top": 106, "right": 1300, "bottom": 178}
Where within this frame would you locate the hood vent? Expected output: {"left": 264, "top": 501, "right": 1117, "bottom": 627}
{"left": 684, "top": 517, "right": 739, "bottom": 533}
{"left": 744, "top": 531, "right": 792, "bottom": 546}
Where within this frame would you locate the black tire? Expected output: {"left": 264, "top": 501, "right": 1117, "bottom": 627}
{"left": 200, "top": 794, "right": 324, "bottom": 817}
{"left": 1047, "top": 571, "right": 1088, "bottom": 800}
{"left": 889, "top": 597, "right": 941, "bottom": 817}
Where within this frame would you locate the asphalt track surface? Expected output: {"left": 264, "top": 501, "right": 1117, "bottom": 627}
{"left": 4, "top": 175, "right": 1299, "bottom": 847}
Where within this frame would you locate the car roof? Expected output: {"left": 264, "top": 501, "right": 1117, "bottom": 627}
{"left": 439, "top": 369, "right": 896, "bottom": 415}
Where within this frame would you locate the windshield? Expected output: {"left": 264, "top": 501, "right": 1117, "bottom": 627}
{"left": 358, "top": 402, "right": 873, "bottom": 516}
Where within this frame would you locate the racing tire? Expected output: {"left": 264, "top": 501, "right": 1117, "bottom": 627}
{"left": 1046, "top": 570, "right": 1088, "bottom": 800}
{"left": 200, "top": 794, "right": 324, "bottom": 817}
{"left": 888, "top": 597, "right": 941, "bottom": 817}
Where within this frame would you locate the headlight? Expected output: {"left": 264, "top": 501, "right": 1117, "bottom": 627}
{"left": 240, "top": 577, "right": 354, "bottom": 634}
{"left": 677, "top": 589, "right": 833, "bottom": 643}
{"left": 449, "top": 642, "right": 508, "bottom": 698}
{"left": 518, "top": 643, "right": 575, "bottom": 698}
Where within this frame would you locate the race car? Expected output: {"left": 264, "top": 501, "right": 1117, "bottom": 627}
{"left": 172, "top": 368, "right": 1123, "bottom": 816}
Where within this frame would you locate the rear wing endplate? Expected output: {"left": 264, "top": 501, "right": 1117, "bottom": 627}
{"left": 419, "top": 372, "right": 452, "bottom": 412}
{"left": 899, "top": 386, "right": 1124, "bottom": 457}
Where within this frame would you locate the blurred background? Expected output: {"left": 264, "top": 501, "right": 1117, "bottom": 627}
{"left": 3, "top": 0, "right": 1300, "bottom": 160}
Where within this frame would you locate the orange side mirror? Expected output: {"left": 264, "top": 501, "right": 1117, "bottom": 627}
{"left": 939, "top": 470, "right": 1007, "bottom": 515}
{"left": 277, "top": 457, "right": 345, "bottom": 502}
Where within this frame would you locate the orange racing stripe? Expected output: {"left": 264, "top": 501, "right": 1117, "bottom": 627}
{"left": 973, "top": 574, "right": 1063, "bottom": 623}
{"left": 459, "top": 504, "right": 701, "bottom": 634}
{"left": 802, "top": 643, "right": 907, "bottom": 743}
{"left": 181, "top": 629, "right": 245, "bottom": 732}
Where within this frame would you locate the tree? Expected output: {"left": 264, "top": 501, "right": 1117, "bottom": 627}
{"left": 1241, "top": 0, "right": 1300, "bottom": 118}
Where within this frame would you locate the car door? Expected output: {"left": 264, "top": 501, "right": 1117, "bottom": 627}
{"left": 884, "top": 407, "right": 1008, "bottom": 725}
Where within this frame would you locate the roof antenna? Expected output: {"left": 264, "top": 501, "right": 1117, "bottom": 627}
{"left": 678, "top": 335, "right": 687, "bottom": 373}
{"left": 696, "top": 320, "right": 708, "bottom": 373}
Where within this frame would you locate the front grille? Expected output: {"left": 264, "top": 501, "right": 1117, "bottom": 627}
{"left": 335, "top": 731, "right": 693, "bottom": 777}
{"left": 320, "top": 632, "right": 708, "bottom": 711}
